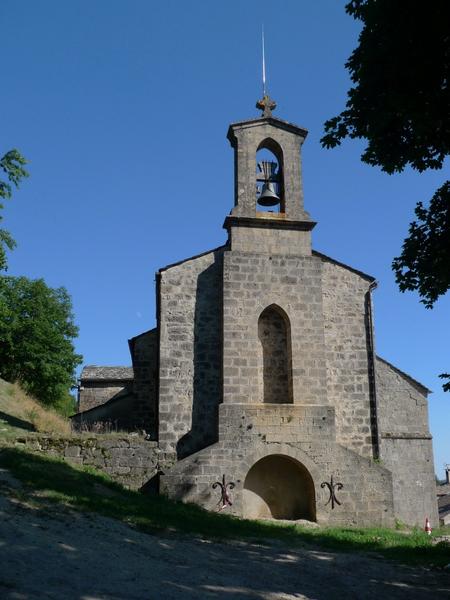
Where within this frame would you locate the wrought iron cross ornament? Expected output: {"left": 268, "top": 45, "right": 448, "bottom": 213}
{"left": 321, "top": 474, "right": 343, "bottom": 509}
{"left": 212, "top": 474, "right": 235, "bottom": 511}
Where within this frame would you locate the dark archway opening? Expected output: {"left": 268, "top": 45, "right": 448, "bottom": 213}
{"left": 243, "top": 455, "right": 316, "bottom": 521}
{"left": 258, "top": 305, "right": 293, "bottom": 404}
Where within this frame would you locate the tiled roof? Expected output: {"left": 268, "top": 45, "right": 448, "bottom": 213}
{"left": 80, "top": 366, "right": 134, "bottom": 381}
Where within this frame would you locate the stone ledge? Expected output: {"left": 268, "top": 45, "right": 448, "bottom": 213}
{"left": 381, "top": 432, "right": 432, "bottom": 440}
{"left": 224, "top": 215, "right": 316, "bottom": 232}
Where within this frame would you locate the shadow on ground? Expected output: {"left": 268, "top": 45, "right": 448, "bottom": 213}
{"left": 0, "top": 448, "right": 449, "bottom": 600}
{"left": 0, "top": 410, "right": 35, "bottom": 432}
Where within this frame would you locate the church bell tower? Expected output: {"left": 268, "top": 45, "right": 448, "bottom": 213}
{"left": 224, "top": 93, "right": 316, "bottom": 256}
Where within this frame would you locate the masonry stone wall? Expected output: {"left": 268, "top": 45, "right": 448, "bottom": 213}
{"left": 15, "top": 435, "right": 168, "bottom": 491}
{"left": 161, "top": 412, "right": 394, "bottom": 527}
{"left": 78, "top": 382, "right": 130, "bottom": 412}
{"left": 258, "top": 306, "right": 293, "bottom": 404}
{"left": 380, "top": 437, "right": 437, "bottom": 526}
{"left": 228, "top": 119, "right": 309, "bottom": 221}
{"left": 71, "top": 111, "right": 437, "bottom": 528}
{"left": 129, "top": 329, "right": 158, "bottom": 436}
{"left": 71, "top": 392, "right": 134, "bottom": 431}
{"left": 229, "top": 225, "right": 312, "bottom": 256}
{"left": 376, "top": 357, "right": 430, "bottom": 435}
{"left": 158, "top": 248, "right": 224, "bottom": 457}
{"left": 218, "top": 403, "right": 336, "bottom": 444}
{"left": 321, "top": 258, "right": 375, "bottom": 458}
{"left": 223, "top": 251, "right": 328, "bottom": 407}
{"left": 376, "top": 358, "right": 438, "bottom": 525}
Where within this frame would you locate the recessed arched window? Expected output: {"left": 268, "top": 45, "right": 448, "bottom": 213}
{"left": 256, "top": 138, "right": 284, "bottom": 213}
{"left": 258, "top": 305, "right": 293, "bottom": 404}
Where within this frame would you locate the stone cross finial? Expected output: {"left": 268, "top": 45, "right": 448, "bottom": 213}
{"left": 256, "top": 94, "right": 277, "bottom": 118}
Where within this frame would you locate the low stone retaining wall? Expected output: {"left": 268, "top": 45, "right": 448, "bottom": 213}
{"left": 13, "top": 435, "right": 171, "bottom": 490}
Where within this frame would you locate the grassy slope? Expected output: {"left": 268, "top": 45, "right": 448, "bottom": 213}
{"left": 1, "top": 447, "right": 449, "bottom": 568}
{"left": 0, "top": 377, "right": 447, "bottom": 567}
{"left": 0, "top": 378, "right": 70, "bottom": 439}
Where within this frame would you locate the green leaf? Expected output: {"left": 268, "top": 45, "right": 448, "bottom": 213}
{"left": 0, "top": 276, "right": 83, "bottom": 407}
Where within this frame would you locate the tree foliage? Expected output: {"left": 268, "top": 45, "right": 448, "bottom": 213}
{"left": 0, "top": 149, "right": 28, "bottom": 271}
{"left": 321, "top": 0, "right": 450, "bottom": 175}
{"left": 392, "top": 182, "right": 450, "bottom": 308}
{"left": 0, "top": 276, "right": 82, "bottom": 409}
{"left": 321, "top": 0, "right": 450, "bottom": 391}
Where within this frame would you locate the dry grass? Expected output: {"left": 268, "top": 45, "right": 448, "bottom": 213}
{"left": 0, "top": 378, "right": 71, "bottom": 439}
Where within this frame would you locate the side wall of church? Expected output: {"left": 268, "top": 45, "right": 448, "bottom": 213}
{"left": 321, "top": 259, "right": 376, "bottom": 458}
{"left": 78, "top": 383, "right": 130, "bottom": 413}
{"left": 158, "top": 248, "right": 224, "bottom": 457}
{"left": 376, "top": 358, "right": 438, "bottom": 525}
{"left": 129, "top": 329, "right": 158, "bottom": 437}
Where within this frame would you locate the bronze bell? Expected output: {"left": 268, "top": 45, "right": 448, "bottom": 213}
{"left": 258, "top": 182, "right": 280, "bottom": 206}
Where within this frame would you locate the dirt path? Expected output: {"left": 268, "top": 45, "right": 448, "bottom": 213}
{"left": 0, "top": 474, "right": 449, "bottom": 599}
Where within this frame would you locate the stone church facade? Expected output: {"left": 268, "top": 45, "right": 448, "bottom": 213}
{"left": 76, "top": 98, "right": 438, "bottom": 527}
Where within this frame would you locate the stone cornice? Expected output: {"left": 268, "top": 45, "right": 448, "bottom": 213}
{"left": 227, "top": 116, "right": 308, "bottom": 143}
{"left": 223, "top": 215, "right": 316, "bottom": 232}
{"left": 381, "top": 432, "right": 432, "bottom": 440}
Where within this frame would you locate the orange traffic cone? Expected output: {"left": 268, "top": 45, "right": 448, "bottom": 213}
{"left": 425, "top": 516, "right": 432, "bottom": 535}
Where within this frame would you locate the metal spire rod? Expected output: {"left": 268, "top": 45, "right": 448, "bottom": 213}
{"left": 256, "top": 25, "right": 276, "bottom": 117}
{"left": 262, "top": 25, "right": 266, "bottom": 96}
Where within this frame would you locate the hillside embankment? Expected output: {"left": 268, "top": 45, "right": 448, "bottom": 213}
{"left": 1, "top": 378, "right": 450, "bottom": 599}
{"left": 1, "top": 454, "right": 450, "bottom": 600}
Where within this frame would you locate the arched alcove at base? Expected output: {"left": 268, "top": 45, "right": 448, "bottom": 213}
{"left": 243, "top": 455, "right": 316, "bottom": 521}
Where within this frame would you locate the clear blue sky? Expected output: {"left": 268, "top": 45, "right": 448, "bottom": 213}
{"left": 2, "top": 1, "right": 449, "bottom": 477}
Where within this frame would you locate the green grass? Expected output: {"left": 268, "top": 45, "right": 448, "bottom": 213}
{"left": 1, "top": 447, "right": 449, "bottom": 568}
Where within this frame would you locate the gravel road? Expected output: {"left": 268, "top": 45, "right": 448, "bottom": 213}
{"left": 1, "top": 469, "right": 449, "bottom": 600}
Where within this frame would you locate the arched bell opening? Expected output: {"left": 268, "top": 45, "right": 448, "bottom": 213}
{"left": 243, "top": 455, "right": 316, "bottom": 521}
{"left": 258, "top": 304, "right": 293, "bottom": 404}
{"left": 256, "top": 138, "right": 284, "bottom": 213}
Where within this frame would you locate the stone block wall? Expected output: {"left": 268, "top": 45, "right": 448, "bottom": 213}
{"left": 158, "top": 248, "right": 225, "bottom": 456}
{"left": 15, "top": 435, "right": 169, "bottom": 490}
{"left": 78, "top": 382, "right": 131, "bottom": 412}
{"left": 228, "top": 120, "right": 309, "bottom": 221}
{"left": 222, "top": 251, "right": 328, "bottom": 407}
{"left": 229, "top": 225, "right": 312, "bottom": 256}
{"left": 376, "top": 357, "right": 438, "bottom": 526}
{"left": 161, "top": 433, "right": 394, "bottom": 527}
{"left": 321, "top": 257, "right": 375, "bottom": 458}
{"left": 129, "top": 329, "right": 158, "bottom": 436}
{"left": 376, "top": 357, "right": 430, "bottom": 434}
{"left": 71, "top": 393, "right": 135, "bottom": 431}
{"left": 380, "top": 436, "right": 437, "bottom": 526}
{"left": 218, "top": 403, "right": 336, "bottom": 444}
{"left": 258, "top": 306, "right": 293, "bottom": 404}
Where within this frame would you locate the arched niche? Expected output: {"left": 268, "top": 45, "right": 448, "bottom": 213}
{"left": 258, "top": 304, "right": 293, "bottom": 404}
{"left": 255, "top": 138, "right": 285, "bottom": 213}
{"left": 243, "top": 454, "right": 316, "bottom": 521}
